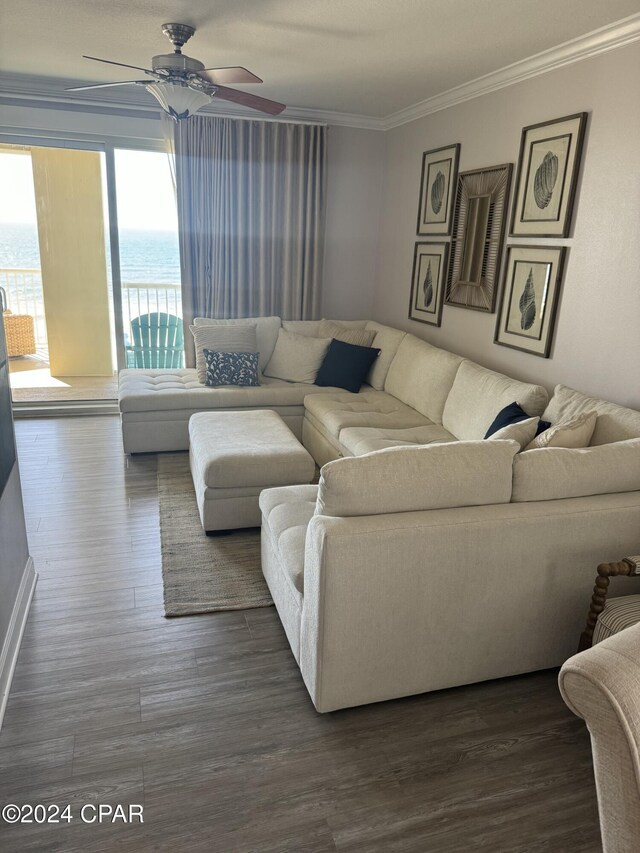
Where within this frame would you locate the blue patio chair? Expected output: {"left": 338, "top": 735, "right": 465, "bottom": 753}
{"left": 125, "top": 312, "right": 184, "bottom": 369}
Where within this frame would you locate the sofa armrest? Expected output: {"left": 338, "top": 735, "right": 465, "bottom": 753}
{"left": 559, "top": 625, "right": 640, "bottom": 852}
{"left": 315, "top": 439, "right": 518, "bottom": 517}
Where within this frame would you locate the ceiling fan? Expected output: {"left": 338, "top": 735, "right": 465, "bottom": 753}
{"left": 65, "top": 23, "right": 286, "bottom": 120}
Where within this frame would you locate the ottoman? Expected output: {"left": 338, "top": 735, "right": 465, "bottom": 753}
{"left": 189, "top": 410, "right": 316, "bottom": 532}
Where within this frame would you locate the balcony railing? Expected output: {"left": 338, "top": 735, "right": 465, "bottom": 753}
{"left": 121, "top": 281, "right": 182, "bottom": 331}
{"left": 0, "top": 269, "right": 183, "bottom": 361}
{"left": 0, "top": 268, "right": 48, "bottom": 349}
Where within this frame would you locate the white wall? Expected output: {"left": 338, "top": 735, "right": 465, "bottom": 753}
{"left": 322, "top": 125, "right": 385, "bottom": 319}
{"left": 372, "top": 43, "right": 640, "bottom": 408}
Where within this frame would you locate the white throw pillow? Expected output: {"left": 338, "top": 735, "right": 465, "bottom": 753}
{"left": 487, "top": 417, "right": 540, "bottom": 451}
{"left": 190, "top": 324, "right": 257, "bottom": 385}
{"left": 263, "top": 329, "right": 331, "bottom": 384}
{"left": 524, "top": 410, "right": 597, "bottom": 451}
{"left": 318, "top": 320, "right": 376, "bottom": 348}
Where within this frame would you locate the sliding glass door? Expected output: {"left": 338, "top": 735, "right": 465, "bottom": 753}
{"left": 0, "top": 142, "right": 117, "bottom": 404}
{"left": 113, "top": 149, "right": 183, "bottom": 369}
{"left": 0, "top": 139, "right": 183, "bottom": 407}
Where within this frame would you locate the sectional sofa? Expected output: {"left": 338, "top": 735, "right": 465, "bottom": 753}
{"left": 118, "top": 316, "right": 640, "bottom": 711}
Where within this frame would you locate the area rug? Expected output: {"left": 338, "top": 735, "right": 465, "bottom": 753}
{"left": 157, "top": 454, "right": 273, "bottom": 616}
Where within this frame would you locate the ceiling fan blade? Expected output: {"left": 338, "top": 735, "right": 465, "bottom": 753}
{"left": 83, "top": 55, "right": 155, "bottom": 74}
{"left": 213, "top": 85, "right": 286, "bottom": 115}
{"left": 65, "top": 81, "right": 148, "bottom": 92}
{"left": 203, "top": 66, "right": 263, "bottom": 85}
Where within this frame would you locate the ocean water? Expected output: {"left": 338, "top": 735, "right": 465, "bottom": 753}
{"left": 0, "top": 222, "right": 181, "bottom": 285}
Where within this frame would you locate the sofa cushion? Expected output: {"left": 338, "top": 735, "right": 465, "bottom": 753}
{"left": 264, "top": 329, "right": 331, "bottom": 384}
{"left": 190, "top": 323, "right": 257, "bottom": 385}
{"left": 364, "top": 322, "right": 406, "bottom": 391}
{"left": 591, "top": 595, "right": 640, "bottom": 645}
{"left": 543, "top": 385, "right": 640, "bottom": 446}
{"left": 339, "top": 423, "right": 458, "bottom": 456}
{"left": 119, "top": 369, "right": 342, "bottom": 413}
{"left": 512, "top": 438, "right": 640, "bottom": 502}
{"left": 442, "top": 361, "right": 548, "bottom": 441}
{"left": 315, "top": 339, "right": 381, "bottom": 393}
{"left": 259, "top": 484, "right": 319, "bottom": 598}
{"left": 384, "top": 334, "right": 463, "bottom": 423}
{"left": 194, "top": 316, "right": 281, "bottom": 373}
{"left": 524, "top": 410, "right": 597, "bottom": 451}
{"left": 304, "top": 389, "right": 429, "bottom": 441}
{"left": 316, "top": 440, "right": 519, "bottom": 517}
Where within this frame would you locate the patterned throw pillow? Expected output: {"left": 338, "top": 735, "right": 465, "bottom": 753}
{"left": 203, "top": 350, "right": 260, "bottom": 387}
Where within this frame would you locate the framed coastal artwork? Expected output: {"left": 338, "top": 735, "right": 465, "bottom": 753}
{"left": 510, "top": 112, "right": 587, "bottom": 237}
{"left": 416, "top": 143, "right": 460, "bottom": 236}
{"left": 445, "top": 162, "right": 512, "bottom": 313}
{"left": 494, "top": 245, "right": 567, "bottom": 358}
{"left": 408, "top": 242, "right": 449, "bottom": 327}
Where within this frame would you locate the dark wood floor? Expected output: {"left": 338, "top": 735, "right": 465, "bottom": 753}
{"left": 0, "top": 416, "right": 601, "bottom": 852}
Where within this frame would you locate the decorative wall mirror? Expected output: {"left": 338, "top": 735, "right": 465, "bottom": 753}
{"left": 445, "top": 163, "right": 513, "bottom": 312}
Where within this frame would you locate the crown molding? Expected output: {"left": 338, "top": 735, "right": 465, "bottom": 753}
{"left": 0, "top": 72, "right": 383, "bottom": 130}
{"left": 1, "top": 14, "right": 638, "bottom": 133}
{"left": 382, "top": 12, "right": 640, "bottom": 130}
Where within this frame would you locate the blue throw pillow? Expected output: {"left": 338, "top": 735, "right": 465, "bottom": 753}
{"left": 204, "top": 350, "right": 260, "bottom": 387}
{"left": 484, "top": 401, "right": 550, "bottom": 439}
{"left": 315, "top": 339, "right": 381, "bottom": 394}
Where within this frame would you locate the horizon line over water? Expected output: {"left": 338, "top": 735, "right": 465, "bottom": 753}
{"left": 0, "top": 221, "right": 181, "bottom": 284}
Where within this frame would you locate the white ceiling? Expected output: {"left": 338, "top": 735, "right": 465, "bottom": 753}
{"left": 2, "top": 0, "right": 640, "bottom": 118}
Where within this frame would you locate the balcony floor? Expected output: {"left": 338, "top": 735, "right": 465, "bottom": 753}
{"left": 8, "top": 354, "right": 118, "bottom": 403}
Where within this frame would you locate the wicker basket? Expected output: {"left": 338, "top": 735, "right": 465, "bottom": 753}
{"left": 3, "top": 310, "right": 36, "bottom": 357}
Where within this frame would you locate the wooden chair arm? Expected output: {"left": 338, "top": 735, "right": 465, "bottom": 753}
{"left": 578, "top": 555, "right": 640, "bottom": 651}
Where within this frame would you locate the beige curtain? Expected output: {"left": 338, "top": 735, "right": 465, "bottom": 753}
{"left": 174, "top": 116, "right": 327, "bottom": 366}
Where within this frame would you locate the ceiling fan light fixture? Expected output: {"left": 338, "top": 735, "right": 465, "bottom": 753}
{"left": 145, "top": 81, "right": 213, "bottom": 121}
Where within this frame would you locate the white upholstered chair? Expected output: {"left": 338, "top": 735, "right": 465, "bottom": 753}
{"left": 559, "top": 621, "right": 640, "bottom": 853}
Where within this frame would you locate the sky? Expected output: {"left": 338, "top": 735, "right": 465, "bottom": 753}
{"left": 0, "top": 153, "right": 37, "bottom": 224}
{"left": 0, "top": 147, "right": 178, "bottom": 232}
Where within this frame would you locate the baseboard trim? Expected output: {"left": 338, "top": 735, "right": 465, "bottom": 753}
{"left": 13, "top": 401, "right": 118, "bottom": 418}
{"left": 0, "top": 556, "right": 37, "bottom": 730}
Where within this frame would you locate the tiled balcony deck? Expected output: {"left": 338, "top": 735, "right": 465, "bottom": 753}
{"left": 9, "top": 355, "right": 118, "bottom": 403}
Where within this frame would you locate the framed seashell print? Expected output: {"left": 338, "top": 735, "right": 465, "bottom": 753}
{"left": 416, "top": 143, "right": 460, "bottom": 236}
{"left": 510, "top": 113, "right": 587, "bottom": 237}
{"left": 494, "top": 245, "right": 567, "bottom": 357}
{"left": 408, "top": 242, "right": 449, "bottom": 327}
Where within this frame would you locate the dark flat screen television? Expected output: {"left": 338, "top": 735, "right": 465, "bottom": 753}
{"left": 0, "top": 321, "right": 17, "bottom": 500}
